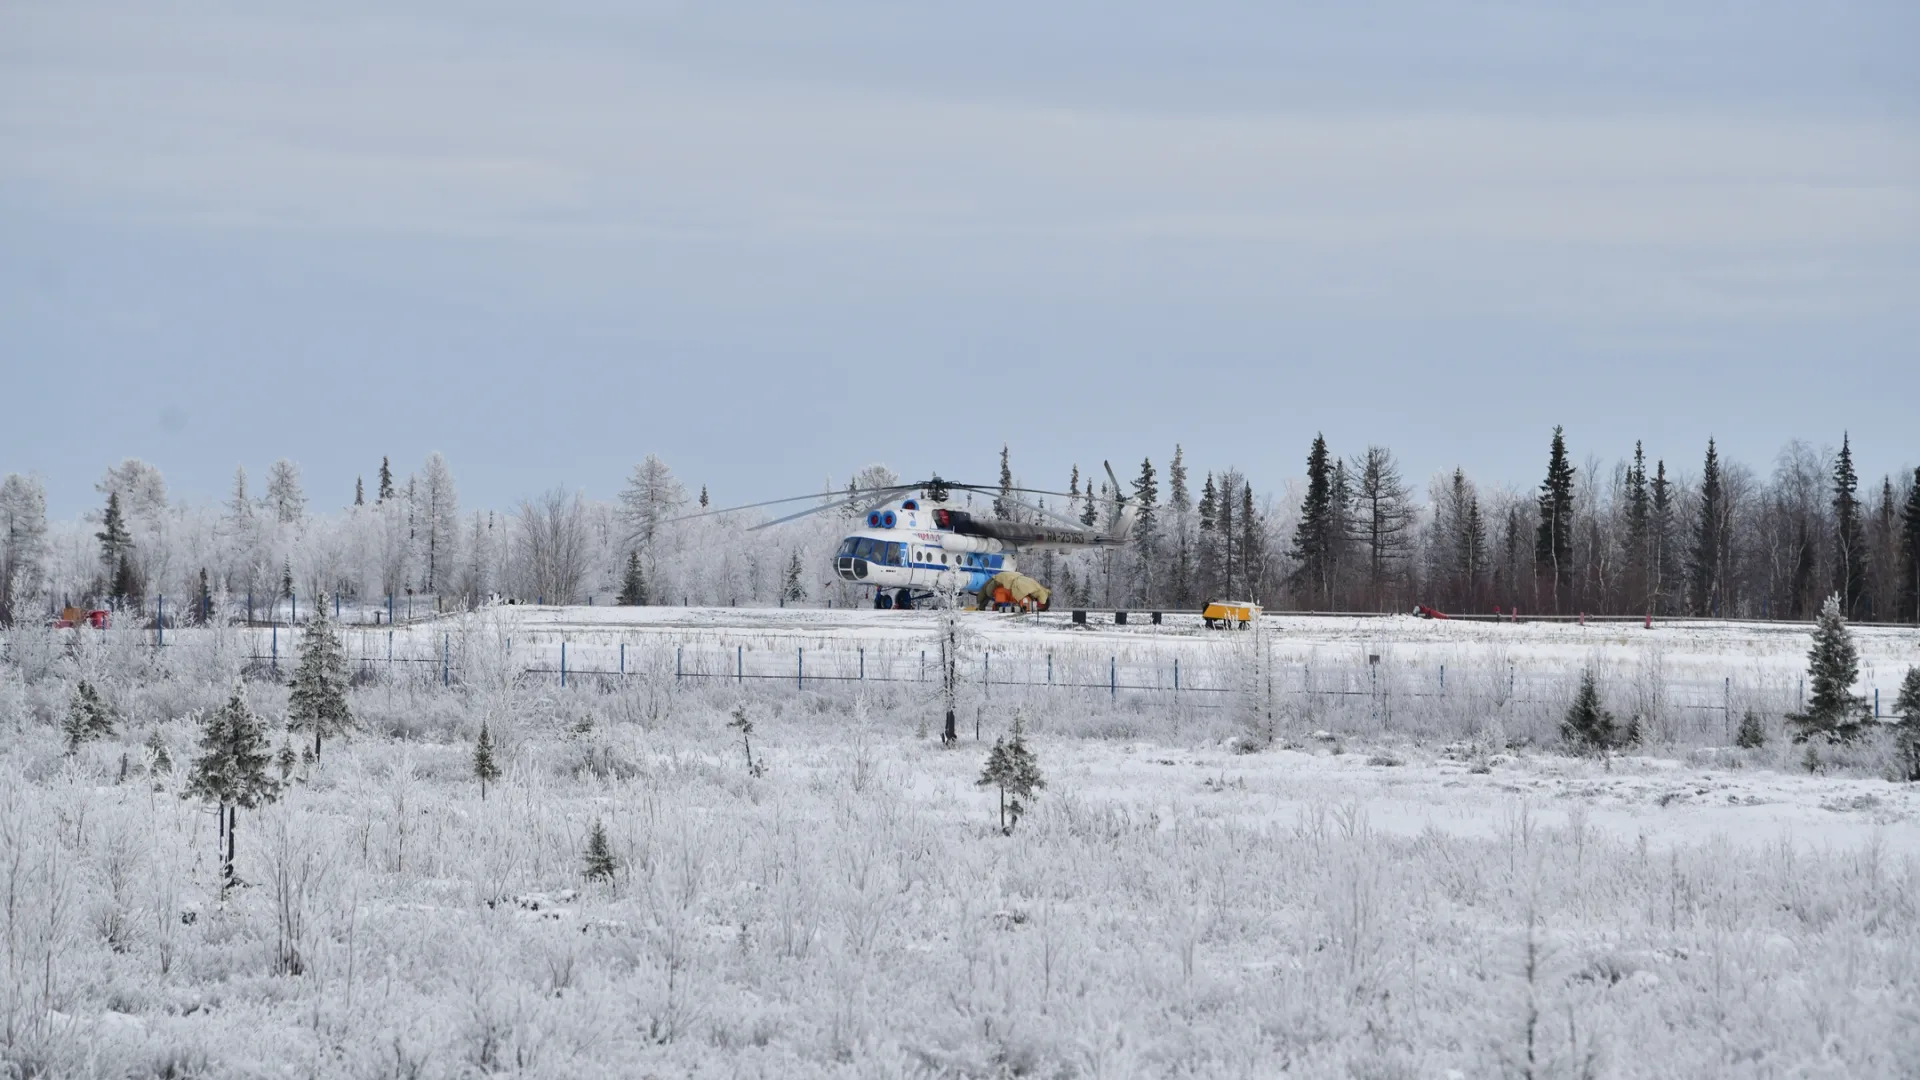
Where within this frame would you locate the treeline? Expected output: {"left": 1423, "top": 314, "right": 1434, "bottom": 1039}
{"left": 1036, "top": 431, "right": 1919, "bottom": 622}
{"left": 1, "top": 431, "right": 1915, "bottom": 625}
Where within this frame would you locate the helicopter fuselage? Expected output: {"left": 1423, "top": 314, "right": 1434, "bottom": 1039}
{"left": 832, "top": 498, "right": 1016, "bottom": 596}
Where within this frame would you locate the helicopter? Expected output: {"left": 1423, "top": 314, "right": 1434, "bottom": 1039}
{"left": 666, "top": 464, "right": 1136, "bottom": 609}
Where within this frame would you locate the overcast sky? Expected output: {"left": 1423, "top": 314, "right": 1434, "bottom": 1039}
{"left": 4, "top": 0, "right": 1916, "bottom": 517}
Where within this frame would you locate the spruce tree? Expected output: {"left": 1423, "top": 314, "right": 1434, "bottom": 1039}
{"left": 976, "top": 714, "right": 1044, "bottom": 833}
{"left": 1788, "top": 594, "right": 1869, "bottom": 745}
{"left": 377, "top": 456, "right": 395, "bottom": 503}
{"left": 354, "top": 476, "right": 365, "bottom": 507}
{"left": 1650, "top": 459, "right": 1678, "bottom": 615}
{"left": 781, "top": 550, "right": 807, "bottom": 603}
{"left": 1129, "top": 457, "right": 1159, "bottom": 604}
{"left": 1080, "top": 473, "right": 1100, "bottom": 528}
{"left": 63, "top": 680, "right": 115, "bottom": 752}
{"left": 583, "top": 819, "right": 617, "bottom": 886}
{"left": 995, "top": 444, "right": 1015, "bottom": 520}
{"left": 286, "top": 593, "right": 352, "bottom": 759}
{"left": 1240, "top": 483, "right": 1260, "bottom": 602}
{"left": 197, "top": 567, "right": 212, "bottom": 625}
{"left": 618, "top": 550, "right": 648, "bottom": 606}
{"left": 1561, "top": 669, "right": 1618, "bottom": 753}
{"left": 1903, "top": 468, "right": 1920, "bottom": 623}
{"left": 1197, "top": 472, "right": 1218, "bottom": 599}
{"left": 1534, "top": 427, "right": 1575, "bottom": 613}
{"left": 474, "top": 721, "right": 501, "bottom": 799}
{"left": 1288, "top": 435, "right": 1336, "bottom": 608}
{"left": 1831, "top": 434, "right": 1867, "bottom": 619}
{"left": 145, "top": 728, "right": 172, "bottom": 774}
{"left": 1167, "top": 446, "right": 1193, "bottom": 606}
{"left": 96, "top": 490, "right": 134, "bottom": 602}
{"left": 281, "top": 558, "right": 294, "bottom": 602}
{"left": 185, "top": 687, "right": 281, "bottom": 889}
{"left": 277, "top": 738, "right": 297, "bottom": 782}
{"left": 1893, "top": 666, "right": 1920, "bottom": 781}
{"left": 1735, "top": 711, "right": 1767, "bottom": 750}
{"left": 1624, "top": 442, "right": 1651, "bottom": 611}
{"left": 1690, "top": 439, "right": 1724, "bottom": 616}
{"left": 699, "top": 485, "right": 709, "bottom": 508}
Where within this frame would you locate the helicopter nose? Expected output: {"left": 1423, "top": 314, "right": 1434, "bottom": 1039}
{"left": 836, "top": 557, "right": 867, "bottom": 581}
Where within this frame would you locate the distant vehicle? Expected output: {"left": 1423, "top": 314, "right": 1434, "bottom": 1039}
{"left": 669, "top": 465, "right": 1137, "bottom": 610}
{"left": 1202, "top": 601, "right": 1258, "bottom": 629}
{"left": 52, "top": 607, "right": 110, "bottom": 629}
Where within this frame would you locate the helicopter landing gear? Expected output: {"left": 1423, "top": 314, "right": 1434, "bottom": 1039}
{"left": 873, "top": 589, "right": 915, "bottom": 610}
{"left": 892, "top": 589, "right": 914, "bottom": 610}
{"left": 874, "top": 591, "right": 894, "bottom": 610}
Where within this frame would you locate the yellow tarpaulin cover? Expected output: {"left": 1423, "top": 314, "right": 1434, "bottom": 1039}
{"left": 977, "top": 570, "right": 1051, "bottom": 609}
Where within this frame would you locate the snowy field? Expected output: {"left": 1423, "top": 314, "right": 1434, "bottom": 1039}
{"left": 2, "top": 608, "right": 1918, "bottom": 1077}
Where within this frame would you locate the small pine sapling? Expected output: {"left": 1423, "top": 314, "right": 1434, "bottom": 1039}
{"left": 63, "top": 679, "right": 115, "bottom": 752}
{"left": 185, "top": 686, "right": 283, "bottom": 890}
{"left": 277, "top": 738, "right": 297, "bottom": 782}
{"left": 1789, "top": 594, "right": 1869, "bottom": 745}
{"left": 145, "top": 729, "right": 172, "bottom": 774}
{"left": 287, "top": 594, "right": 353, "bottom": 759}
{"left": 1893, "top": 666, "right": 1920, "bottom": 782}
{"left": 729, "top": 705, "right": 764, "bottom": 777}
{"left": 1561, "top": 670, "right": 1618, "bottom": 754}
{"left": 1735, "top": 711, "right": 1767, "bottom": 750}
{"left": 618, "top": 551, "right": 648, "bottom": 606}
{"left": 583, "top": 819, "right": 617, "bottom": 887}
{"left": 977, "top": 714, "right": 1045, "bottom": 834}
{"left": 474, "top": 721, "right": 502, "bottom": 798}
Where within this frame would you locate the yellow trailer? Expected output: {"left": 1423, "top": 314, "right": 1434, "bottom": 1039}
{"left": 1201, "top": 601, "right": 1258, "bottom": 629}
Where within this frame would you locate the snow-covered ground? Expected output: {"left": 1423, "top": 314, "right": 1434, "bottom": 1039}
{"left": 2, "top": 608, "right": 1918, "bottom": 1076}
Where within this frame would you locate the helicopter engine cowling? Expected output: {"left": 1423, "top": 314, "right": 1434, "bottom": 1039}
{"left": 937, "top": 533, "right": 1003, "bottom": 554}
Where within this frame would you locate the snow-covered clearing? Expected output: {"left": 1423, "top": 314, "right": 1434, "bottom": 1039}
{"left": 2, "top": 608, "right": 1917, "bottom": 1077}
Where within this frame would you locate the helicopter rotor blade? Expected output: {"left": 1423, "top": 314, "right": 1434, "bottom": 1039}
{"left": 658, "top": 484, "right": 911, "bottom": 527}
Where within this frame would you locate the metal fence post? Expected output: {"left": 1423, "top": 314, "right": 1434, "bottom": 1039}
{"left": 271, "top": 624, "right": 278, "bottom": 673}
{"left": 1173, "top": 657, "right": 1179, "bottom": 694}
{"left": 1440, "top": 663, "right": 1445, "bottom": 692}
{"left": 1110, "top": 657, "right": 1116, "bottom": 699}
{"left": 798, "top": 647, "right": 804, "bottom": 689}
{"left": 860, "top": 647, "right": 865, "bottom": 681}
{"left": 561, "top": 641, "right": 568, "bottom": 688}
{"left": 1724, "top": 676, "right": 1730, "bottom": 740}
{"left": 387, "top": 594, "right": 394, "bottom": 626}
{"left": 291, "top": 590, "right": 297, "bottom": 625}
{"left": 335, "top": 593, "right": 340, "bottom": 619}
{"left": 984, "top": 650, "right": 989, "bottom": 696}
{"left": 1047, "top": 653, "right": 1053, "bottom": 686}
{"left": 676, "top": 646, "right": 682, "bottom": 683}
{"left": 620, "top": 642, "right": 626, "bottom": 676}
{"left": 737, "top": 645, "right": 743, "bottom": 683}
{"left": 443, "top": 634, "right": 450, "bottom": 688}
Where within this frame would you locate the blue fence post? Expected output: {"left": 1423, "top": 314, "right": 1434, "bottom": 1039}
{"left": 387, "top": 594, "right": 394, "bottom": 626}
{"left": 676, "top": 646, "right": 682, "bottom": 683}
{"left": 737, "top": 645, "right": 743, "bottom": 683}
{"left": 335, "top": 593, "right": 340, "bottom": 619}
{"left": 443, "top": 634, "right": 450, "bottom": 688}
{"left": 859, "top": 647, "right": 865, "bottom": 681}
{"left": 620, "top": 642, "right": 626, "bottom": 676}
{"left": 1874, "top": 687, "right": 1880, "bottom": 718}
{"left": 291, "top": 590, "right": 297, "bottom": 625}
{"left": 1110, "top": 656, "right": 1116, "bottom": 699}
{"left": 156, "top": 595, "right": 164, "bottom": 647}
{"left": 271, "top": 624, "right": 278, "bottom": 673}
{"left": 1047, "top": 653, "right": 1053, "bottom": 686}
{"left": 797, "top": 647, "right": 804, "bottom": 689}
{"left": 984, "top": 650, "right": 989, "bottom": 695}
{"left": 1440, "top": 663, "right": 1446, "bottom": 692}
{"left": 920, "top": 650, "right": 925, "bottom": 682}
{"left": 1173, "top": 657, "right": 1179, "bottom": 694}
{"left": 561, "top": 641, "right": 568, "bottom": 688}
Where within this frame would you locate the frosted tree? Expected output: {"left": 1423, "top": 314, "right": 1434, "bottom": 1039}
{"left": 620, "top": 455, "right": 686, "bottom": 552}
{"left": 185, "top": 686, "right": 281, "bottom": 890}
{"left": 96, "top": 490, "right": 136, "bottom": 602}
{"left": 977, "top": 714, "right": 1044, "bottom": 833}
{"left": 1166, "top": 446, "right": 1194, "bottom": 606}
{"left": 618, "top": 550, "right": 649, "bottom": 606}
{"left": 377, "top": 456, "right": 395, "bottom": 503}
{"left": 266, "top": 459, "right": 306, "bottom": 525}
{"left": 1351, "top": 446, "right": 1415, "bottom": 610}
{"left": 995, "top": 444, "right": 1015, "bottom": 520}
{"left": 781, "top": 549, "right": 807, "bottom": 603}
{"left": 98, "top": 458, "right": 168, "bottom": 520}
{"left": 1561, "top": 670, "right": 1618, "bottom": 753}
{"left": 1789, "top": 594, "right": 1869, "bottom": 744}
{"left": 474, "top": 721, "right": 501, "bottom": 799}
{"left": 513, "top": 488, "right": 592, "bottom": 603}
{"left": 1893, "top": 666, "right": 1920, "bottom": 781}
{"left": 583, "top": 820, "right": 617, "bottom": 886}
{"left": 354, "top": 476, "right": 364, "bottom": 507}
{"left": 0, "top": 473, "right": 48, "bottom": 626}
{"left": 286, "top": 594, "right": 353, "bottom": 759}
{"left": 415, "top": 452, "right": 460, "bottom": 596}
{"left": 62, "top": 680, "right": 115, "bottom": 752}
{"left": 1128, "top": 456, "right": 1159, "bottom": 605}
